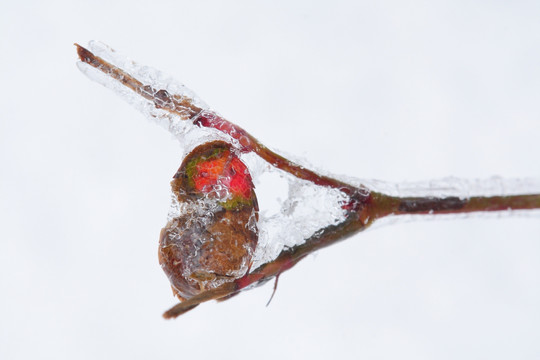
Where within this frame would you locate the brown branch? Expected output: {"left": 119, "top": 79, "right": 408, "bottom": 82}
{"left": 76, "top": 43, "right": 540, "bottom": 319}
{"left": 75, "top": 44, "right": 202, "bottom": 119}
{"left": 163, "top": 195, "right": 371, "bottom": 318}
{"left": 74, "top": 44, "right": 367, "bottom": 199}
{"left": 369, "top": 192, "right": 540, "bottom": 217}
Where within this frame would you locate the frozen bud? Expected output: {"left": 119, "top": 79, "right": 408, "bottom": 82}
{"left": 159, "top": 141, "right": 259, "bottom": 300}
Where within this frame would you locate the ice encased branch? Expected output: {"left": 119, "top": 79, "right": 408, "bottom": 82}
{"left": 359, "top": 176, "right": 540, "bottom": 198}
{"left": 77, "top": 41, "right": 540, "bottom": 273}
{"left": 77, "top": 42, "right": 352, "bottom": 268}
{"left": 77, "top": 41, "right": 236, "bottom": 154}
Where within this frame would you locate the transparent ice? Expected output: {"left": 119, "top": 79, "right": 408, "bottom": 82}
{"left": 359, "top": 176, "right": 540, "bottom": 228}
{"left": 77, "top": 41, "right": 540, "bottom": 269}
{"left": 77, "top": 41, "right": 231, "bottom": 154}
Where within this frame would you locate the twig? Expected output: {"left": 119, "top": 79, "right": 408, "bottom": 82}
{"left": 76, "top": 43, "right": 540, "bottom": 319}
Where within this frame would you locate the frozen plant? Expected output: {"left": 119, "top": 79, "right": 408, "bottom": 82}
{"left": 76, "top": 42, "right": 540, "bottom": 318}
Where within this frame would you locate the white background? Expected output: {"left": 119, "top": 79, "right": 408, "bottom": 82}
{"left": 2, "top": 1, "right": 540, "bottom": 359}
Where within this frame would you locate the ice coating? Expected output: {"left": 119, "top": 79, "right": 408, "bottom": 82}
{"left": 77, "top": 41, "right": 233, "bottom": 153}
{"left": 162, "top": 145, "right": 349, "bottom": 271}
{"left": 159, "top": 141, "right": 259, "bottom": 300}
{"left": 357, "top": 176, "right": 540, "bottom": 198}
{"left": 77, "top": 41, "right": 540, "bottom": 277}
{"left": 357, "top": 176, "right": 540, "bottom": 228}
{"left": 240, "top": 152, "right": 349, "bottom": 268}
{"left": 76, "top": 42, "right": 540, "bottom": 318}
{"left": 77, "top": 42, "right": 351, "bottom": 269}
{"left": 84, "top": 41, "right": 208, "bottom": 114}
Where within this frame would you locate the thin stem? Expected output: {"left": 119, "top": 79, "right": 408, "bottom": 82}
{"left": 75, "top": 44, "right": 366, "bottom": 198}
{"left": 163, "top": 197, "right": 370, "bottom": 318}
{"left": 76, "top": 43, "right": 375, "bottom": 318}
{"left": 75, "top": 44, "right": 201, "bottom": 119}
{"left": 369, "top": 192, "right": 540, "bottom": 218}
{"left": 162, "top": 283, "right": 236, "bottom": 319}
{"left": 162, "top": 186, "right": 540, "bottom": 318}
{"left": 76, "top": 43, "right": 540, "bottom": 319}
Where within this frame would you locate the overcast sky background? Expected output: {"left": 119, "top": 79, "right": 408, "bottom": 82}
{"left": 2, "top": 1, "right": 540, "bottom": 359}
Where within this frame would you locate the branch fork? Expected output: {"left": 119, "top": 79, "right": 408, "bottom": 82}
{"left": 76, "top": 43, "right": 540, "bottom": 319}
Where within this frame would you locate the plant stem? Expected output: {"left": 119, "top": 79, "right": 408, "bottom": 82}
{"left": 163, "top": 194, "right": 370, "bottom": 319}
{"left": 369, "top": 192, "right": 540, "bottom": 218}
{"left": 75, "top": 44, "right": 202, "bottom": 119}
{"left": 76, "top": 43, "right": 540, "bottom": 319}
{"left": 75, "top": 44, "right": 366, "bottom": 197}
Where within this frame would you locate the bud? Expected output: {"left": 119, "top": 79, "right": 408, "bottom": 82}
{"left": 159, "top": 141, "right": 259, "bottom": 300}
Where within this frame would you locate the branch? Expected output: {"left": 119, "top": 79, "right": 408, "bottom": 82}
{"left": 75, "top": 43, "right": 540, "bottom": 319}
